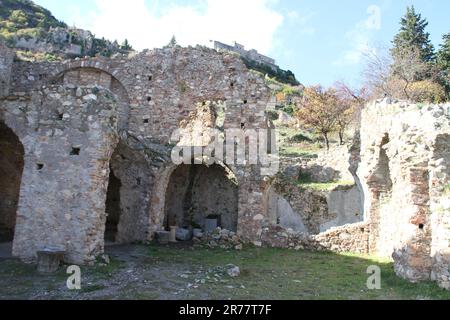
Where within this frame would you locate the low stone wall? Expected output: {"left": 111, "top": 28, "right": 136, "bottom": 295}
{"left": 195, "top": 222, "right": 369, "bottom": 256}
{"left": 260, "top": 222, "right": 369, "bottom": 254}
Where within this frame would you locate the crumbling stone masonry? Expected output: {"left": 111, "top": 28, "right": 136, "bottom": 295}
{"left": 357, "top": 100, "right": 450, "bottom": 289}
{"left": 1, "top": 41, "right": 449, "bottom": 290}
{"left": 0, "top": 42, "right": 272, "bottom": 264}
{"left": 260, "top": 100, "right": 449, "bottom": 290}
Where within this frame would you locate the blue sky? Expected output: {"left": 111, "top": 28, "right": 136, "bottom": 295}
{"left": 33, "top": 0, "right": 450, "bottom": 87}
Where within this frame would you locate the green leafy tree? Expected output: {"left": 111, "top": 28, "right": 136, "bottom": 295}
{"left": 295, "top": 86, "right": 339, "bottom": 150}
{"left": 391, "top": 6, "right": 435, "bottom": 63}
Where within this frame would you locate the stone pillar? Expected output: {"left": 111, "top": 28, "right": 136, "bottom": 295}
{"left": 169, "top": 226, "right": 177, "bottom": 243}
{"left": 236, "top": 177, "right": 266, "bottom": 245}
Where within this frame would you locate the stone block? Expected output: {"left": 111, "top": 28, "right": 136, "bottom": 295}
{"left": 176, "top": 228, "right": 192, "bottom": 241}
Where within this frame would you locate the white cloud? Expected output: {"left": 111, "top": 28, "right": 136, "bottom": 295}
{"left": 286, "top": 9, "right": 316, "bottom": 35}
{"left": 333, "top": 5, "right": 382, "bottom": 66}
{"left": 69, "top": 0, "right": 284, "bottom": 54}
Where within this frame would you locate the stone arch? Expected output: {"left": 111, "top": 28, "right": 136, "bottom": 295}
{"left": 50, "top": 64, "right": 130, "bottom": 130}
{"left": 48, "top": 59, "right": 129, "bottom": 87}
{"left": 104, "top": 140, "right": 152, "bottom": 245}
{"left": 0, "top": 120, "right": 24, "bottom": 249}
{"left": 149, "top": 160, "right": 239, "bottom": 237}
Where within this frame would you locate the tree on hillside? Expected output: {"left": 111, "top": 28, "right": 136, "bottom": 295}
{"left": 362, "top": 38, "right": 446, "bottom": 103}
{"left": 168, "top": 35, "right": 177, "bottom": 47}
{"left": 334, "top": 81, "right": 367, "bottom": 142}
{"left": 335, "top": 102, "right": 355, "bottom": 145}
{"left": 121, "top": 39, "right": 133, "bottom": 51}
{"left": 438, "top": 31, "right": 450, "bottom": 69}
{"left": 295, "top": 86, "right": 339, "bottom": 150}
{"left": 362, "top": 46, "right": 394, "bottom": 99}
{"left": 391, "top": 46, "right": 431, "bottom": 99}
{"left": 334, "top": 81, "right": 369, "bottom": 106}
{"left": 391, "top": 6, "right": 435, "bottom": 63}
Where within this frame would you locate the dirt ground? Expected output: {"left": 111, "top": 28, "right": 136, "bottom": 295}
{"left": 0, "top": 243, "right": 449, "bottom": 300}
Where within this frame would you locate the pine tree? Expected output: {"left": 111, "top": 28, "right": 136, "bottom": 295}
{"left": 437, "top": 31, "right": 450, "bottom": 70}
{"left": 121, "top": 39, "right": 133, "bottom": 51}
{"left": 168, "top": 35, "right": 177, "bottom": 47}
{"left": 391, "top": 6, "right": 435, "bottom": 62}
{"left": 437, "top": 31, "right": 450, "bottom": 96}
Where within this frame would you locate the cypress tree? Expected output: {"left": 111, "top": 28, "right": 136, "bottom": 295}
{"left": 437, "top": 31, "right": 450, "bottom": 70}
{"left": 391, "top": 6, "right": 435, "bottom": 62}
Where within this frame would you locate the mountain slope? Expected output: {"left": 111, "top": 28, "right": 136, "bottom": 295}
{"left": 0, "top": 0, "right": 132, "bottom": 59}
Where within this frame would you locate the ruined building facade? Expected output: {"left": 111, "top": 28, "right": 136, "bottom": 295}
{"left": 0, "top": 42, "right": 449, "bottom": 290}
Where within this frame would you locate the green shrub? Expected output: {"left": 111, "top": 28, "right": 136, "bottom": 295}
{"left": 408, "top": 80, "right": 447, "bottom": 103}
{"left": 266, "top": 110, "right": 279, "bottom": 121}
{"left": 288, "top": 133, "right": 313, "bottom": 143}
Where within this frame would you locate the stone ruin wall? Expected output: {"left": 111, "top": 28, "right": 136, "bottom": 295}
{"left": 263, "top": 144, "right": 364, "bottom": 238}
{"left": 1, "top": 86, "right": 120, "bottom": 264}
{"left": 0, "top": 44, "right": 14, "bottom": 98}
{"left": 0, "top": 43, "right": 272, "bottom": 264}
{"left": 260, "top": 100, "right": 449, "bottom": 290}
{"left": 357, "top": 100, "right": 450, "bottom": 289}
{"left": 1, "top": 42, "right": 449, "bottom": 289}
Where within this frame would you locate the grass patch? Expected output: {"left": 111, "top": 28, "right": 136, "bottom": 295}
{"left": 294, "top": 180, "right": 356, "bottom": 191}
{"left": 276, "top": 127, "right": 321, "bottom": 158}
{"left": 81, "top": 284, "right": 106, "bottom": 293}
{"left": 1, "top": 245, "right": 449, "bottom": 300}
{"left": 89, "top": 257, "right": 124, "bottom": 280}
{"left": 145, "top": 245, "right": 450, "bottom": 300}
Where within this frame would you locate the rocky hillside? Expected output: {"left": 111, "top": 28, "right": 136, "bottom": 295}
{"left": 0, "top": 0, "right": 132, "bottom": 60}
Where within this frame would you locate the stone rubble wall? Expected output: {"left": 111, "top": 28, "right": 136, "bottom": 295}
{"left": 0, "top": 43, "right": 14, "bottom": 98}
{"left": 109, "top": 142, "right": 154, "bottom": 244}
{"left": 265, "top": 176, "right": 363, "bottom": 235}
{"left": 429, "top": 133, "right": 450, "bottom": 290}
{"left": 357, "top": 99, "right": 450, "bottom": 288}
{"left": 0, "top": 85, "right": 120, "bottom": 264}
{"left": 308, "top": 146, "right": 356, "bottom": 183}
{"left": 8, "top": 45, "right": 270, "bottom": 143}
{"left": 278, "top": 145, "right": 355, "bottom": 184}
{"left": 1, "top": 45, "right": 272, "bottom": 262}
{"left": 260, "top": 222, "right": 369, "bottom": 254}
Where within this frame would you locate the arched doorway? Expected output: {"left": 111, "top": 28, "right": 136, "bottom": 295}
{"left": 104, "top": 168, "right": 122, "bottom": 243}
{"left": 163, "top": 163, "right": 239, "bottom": 233}
{"left": 103, "top": 141, "right": 152, "bottom": 246}
{"left": 0, "top": 121, "right": 24, "bottom": 254}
